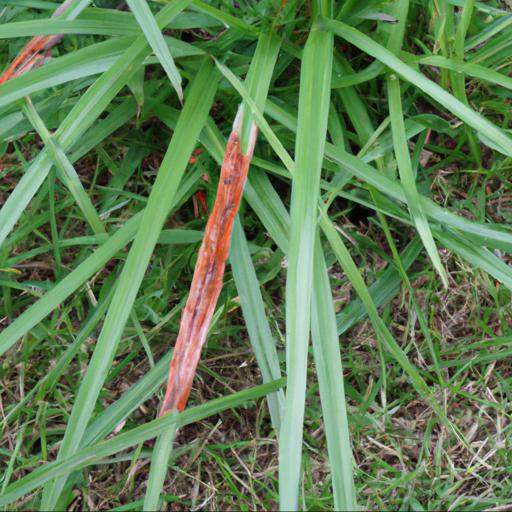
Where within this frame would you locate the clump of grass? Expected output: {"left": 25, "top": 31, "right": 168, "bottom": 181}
{"left": 1, "top": 0, "right": 512, "bottom": 510}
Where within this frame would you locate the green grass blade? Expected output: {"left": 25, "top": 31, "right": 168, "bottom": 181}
{"left": 436, "top": 230, "right": 512, "bottom": 291}
{"left": 47, "top": 167, "right": 62, "bottom": 277}
{"left": 0, "top": 15, "right": 138, "bottom": 37}
{"left": 331, "top": 59, "right": 384, "bottom": 88}
{"left": 450, "top": 0, "right": 481, "bottom": 167}
{"left": 0, "top": 153, "right": 53, "bottom": 252}
{"left": 464, "top": 12, "right": 512, "bottom": 50}
{"left": 231, "top": 218, "right": 285, "bottom": 430}
{"left": 0, "top": 210, "right": 197, "bottom": 355}
{"left": 126, "top": 0, "right": 183, "bottom": 102}
{"left": 143, "top": 424, "right": 178, "bottom": 511}
{"left": 1, "top": 285, "right": 115, "bottom": 427}
{"left": 262, "top": 98, "right": 512, "bottom": 252}
{"left": 311, "top": 238, "right": 356, "bottom": 510}
{"left": 0, "top": 379, "right": 285, "bottom": 507}
{"left": 419, "top": 55, "right": 512, "bottom": 90}
{"left": 387, "top": 76, "right": 447, "bottom": 287}
{"left": 336, "top": 238, "right": 423, "bottom": 334}
{"left": 454, "top": 0, "right": 474, "bottom": 57}
{"left": 240, "top": 31, "right": 281, "bottom": 152}
{"left": 189, "top": 0, "right": 257, "bottom": 35}
{"left": 323, "top": 18, "right": 512, "bottom": 156}
{"left": 82, "top": 350, "right": 173, "bottom": 446}
{"left": 0, "top": 214, "right": 139, "bottom": 357}
{"left": 0, "top": 37, "right": 201, "bottom": 109}
{"left": 0, "top": 8, "right": 219, "bottom": 38}
{"left": 468, "top": 29, "right": 512, "bottom": 65}
{"left": 386, "top": 0, "right": 409, "bottom": 54}
{"left": 214, "top": 60, "right": 294, "bottom": 174}
{"left": 232, "top": 31, "right": 283, "bottom": 429}
{"left": 279, "top": 26, "right": 333, "bottom": 511}
{"left": 0, "top": 37, "right": 131, "bottom": 109}
{"left": 59, "top": 0, "right": 92, "bottom": 19}
{"left": 245, "top": 169, "right": 290, "bottom": 253}
{"left": 39, "top": 59, "right": 219, "bottom": 510}
{"left": 0, "top": 0, "right": 193, "bottom": 250}
{"left": 21, "top": 98, "right": 106, "bottom": 235}
{"left": 318, "top": 210, "right": 460, "bottom": 439}
{"left": 326, "top": 144, "right": 512, "bottom": 251}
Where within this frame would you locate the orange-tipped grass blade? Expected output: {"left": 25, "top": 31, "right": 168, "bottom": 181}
{"left": 0, "top": 36, "right": 46, "bottom": 83}
{"left": 0, "top": 0, "right": 71, "bottom": 83}
{"left": 0, "top": 34, "right": 63, "bottom": 84}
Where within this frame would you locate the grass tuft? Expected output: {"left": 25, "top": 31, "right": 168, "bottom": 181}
{"left": 1, "top": 1, "right": 512, "bottom": 509}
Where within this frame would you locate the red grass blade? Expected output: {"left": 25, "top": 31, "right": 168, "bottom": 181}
{"left": 0, "top": 0, "right": 69, "bottom": 84}
{"left": 160, "top": 109, "right": 257, "bottom": 415}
